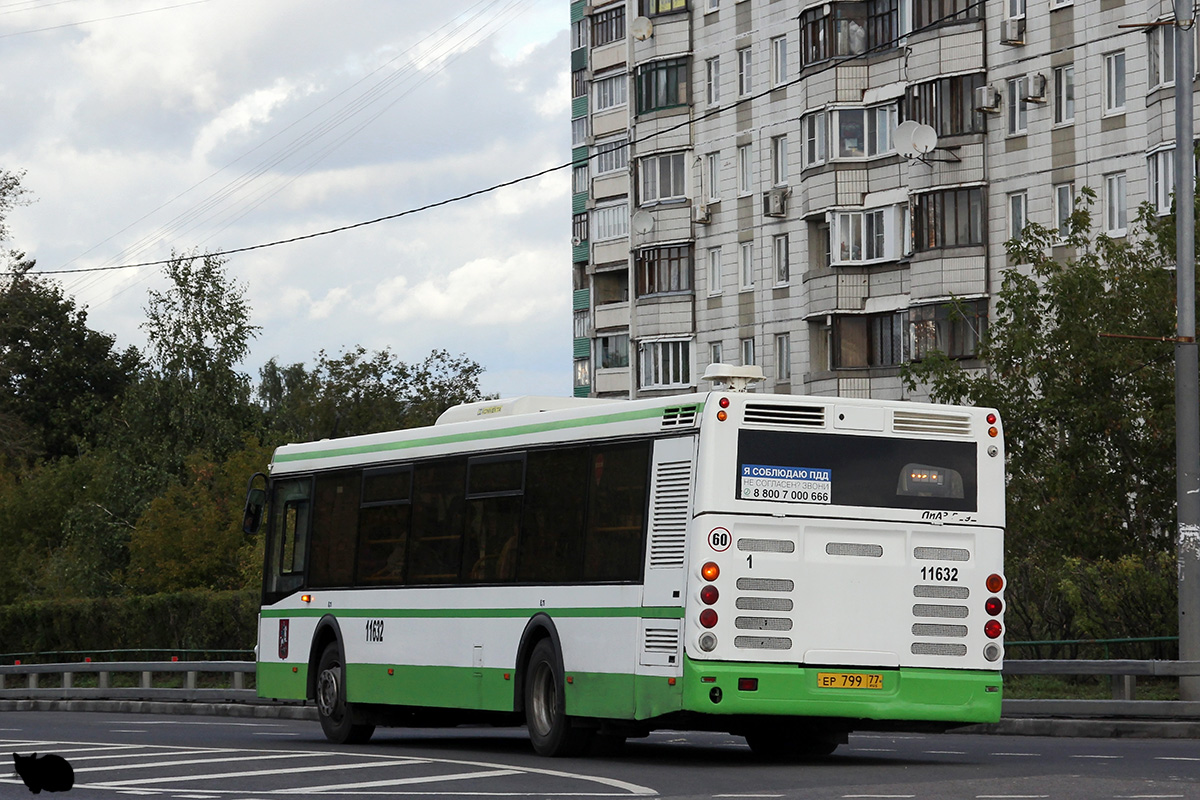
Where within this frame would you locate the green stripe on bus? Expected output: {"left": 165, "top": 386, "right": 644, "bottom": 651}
{"left": 260, "top": 605, "right": 685, "bottom": 620}
{"left": 257, "top": 661, "right": 308, "bottom": 701}
{"left": 273, "top": 404, "right": 701, "bottom": 464}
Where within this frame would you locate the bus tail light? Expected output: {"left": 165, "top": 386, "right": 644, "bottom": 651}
{"left": 986, "top": 574, "right": 1005, "bottom": 593}
{"left": 984, "top": 620, "right": 1003, "bottom": 639}
{"left": 702, "top": 562, "right": 720, "bottom": 581}
{"left": 738, "top": 678, "right": 758, "bottom": 691}
{"left": 700, "top": 609, "right": 718, "bottom": 628}
{"left": 698, "top": 632, "right": 718, "bottom": 652}
{"left": 700, "top": 585, "right": 719, "bottom": 605}
{"left": 983, "top": 642, "right": 1002, "bottom": 662}
{"left": 985, "top": 597, "right": 1003, "bottom": 616}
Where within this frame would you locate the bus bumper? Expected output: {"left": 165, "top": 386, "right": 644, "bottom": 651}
{"left": 680, "top": 655, "right": 1002, "bottom": 724}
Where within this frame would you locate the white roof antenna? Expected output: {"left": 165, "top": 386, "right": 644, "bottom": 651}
{"left": 702, "top": 363, "right": 765, "bottom": 393}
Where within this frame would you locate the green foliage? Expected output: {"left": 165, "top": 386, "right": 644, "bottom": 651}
{"left": 258, "top": 347, "right": 491, "bottom": 441}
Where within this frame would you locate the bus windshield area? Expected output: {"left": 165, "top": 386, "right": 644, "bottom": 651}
{"left": 736, "top": 429, "right": 977, "bottom": 512}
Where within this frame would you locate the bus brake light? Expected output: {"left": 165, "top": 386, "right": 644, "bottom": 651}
{"left": 985, "top": 597, "right": 1003, "bottom": 616}
{"left": 700, "top": 585, "right": 719, "bottom": 605}
{"left": 984, "top": 620, "right": 1003, "bottom": 639}
{"left": 700, "top": 609, "right": 718, "bottom": 628}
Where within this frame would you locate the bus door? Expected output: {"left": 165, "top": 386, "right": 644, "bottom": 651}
{"left": 263, "top": 477, "right": 313, "bottom": 606}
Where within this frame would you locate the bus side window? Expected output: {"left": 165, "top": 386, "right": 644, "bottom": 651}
{"left": 408, "top": 458, "right": 467, "bottom": 584}
{"left": 518, "top": 448, "right": 588, "bottom": 582}
{"left": 355, "top": 467, "right": 413, "bottom": 587}
{"left": 463, "top": 454, "right": 524, "bottom": 583}
{"left": 265, "top": 478, "right": 312, "bottom": 603}
{"left": 308, "top": 470, "right": 361, "bottom": 588}
{"left": 583, "top": 441, "right": 651, "bottom": 582}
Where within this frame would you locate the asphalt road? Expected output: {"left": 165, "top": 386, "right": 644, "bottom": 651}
{"left": 2, "top": 711, "right": 1198, "bottom": 799}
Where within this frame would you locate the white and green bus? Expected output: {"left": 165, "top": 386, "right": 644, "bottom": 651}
{"left": 244, "top": 371, "right": 1006, "bottom": 757}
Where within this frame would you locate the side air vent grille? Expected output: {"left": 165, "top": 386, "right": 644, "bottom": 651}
{"left": 735, "top": 636, "right": 793, "bottom": 650}
{"left": 914, "top": 585, "right": 970, "bottom": 600}
{"left": 738, "top": 538, "right": 796, "bottom": 553}
{"left": 912, "top": 642, "right": 968, "bottom": 657}
{"left": 893, "top": 410, "right": 973, "bottom": 436}
{"left": 914, "top": 547, "right": 970, "bottom": 562}
{"left": 743, "top": 403, "right": 825, "bottom": 427}
{"left": 662, "top": 405, "right": 700, "bottom": 428}
{"left": 737, "top": 578, "right": 795, "bottom": 592}
{"left": 648, "top": 459, "right": 693, "bottom": 568}
{"left": 826, "top": 542, "right": 883, "bottom": 558}
{"left": 643, "top": 626, "right": 680, "bottom": 653}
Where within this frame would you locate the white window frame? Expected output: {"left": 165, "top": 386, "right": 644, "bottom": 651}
{"left": 1104, "top": 51, "right": 1126, "bottom": 115}
{"left": 574, "top": 357, "right": 591, "bottom": 388}
{"left": 639, "top": 151, "right": 687, "bottom": 205}
{"left": 829, "top": 205, "right": 904, "bottom": 265}
{"left": 707, "top": 0, "right": 720, "bottom": 11}
{"left": 1007, "top": 191, "right": 1027, "bottom": 241}
{"left": 738, "top": 47, "right": 753, "bottom": 96}
{"left": 572, "top": 163, "right": 590, "bottom": 195}
{"left": 593, "top": 136, "right": 629, "bottom": 175}
{"left": 803, "top": 111, "right": 827, "bottom": 167}
{"left": 1149, "top": 20, "right": 1176, "bottom": 90}
{"left": 1054, "top": 64, "right": 1075, "bottom": 125}
{"left": 710, "top": 341, "right": 723, "bottom": 366}
{"left": 775, "top": 333, "right": 791, "bottom": 381}
{"left": 771, "top": 134, "right": 789, "bottom": 186}
{"left": 771, "top": 35, "right": 789, "bottom": 86}
{"left": 639, "top": 339, "right": 692, "bottom": 389}
{"left": 1007, "top": 0, "right": 1026, "bottom": 19}
{"left": 707, "top": 247, "right": 723, "bottom": 295}
{"left": 571, "top": 19, "right": 589, "bottom": 49}
{"left": 572, "top": 116, "right": 589, "bottom": 147}
{"left": 741, "top": 337, "right": 756, "bottom": 366}
{"left": 1054, "top": 182, "right": 1075, "bottom": 239}
{"left": 1006, "top": 77, "right": 1028, "bottom": 135}
{"left": 706, "top": 57, "right": 721, "bottom": 105}
{"left": 1105, "top": 172, "right": 1127, "bottom": 236}
{"left": 1148, "top": 147, "right": 1175, "bottom": 216}
{"left": 739, "top": 241, "right": 755, "bottom": 290}
{"left": 593, "top": 72, "right": 628, "bottom": 112}
{"left": 706, "top": 152, "right": 721, "bottom": 202}
{"left": 592, "top": 202, "right": 630, "bottom": 241}
{"left": 773, "top": 233, "right": 790, "bottom": 285}
{"left": 737, "top": 143, "right": 753, "bottom": 195}
{"left": 830, "top": 105, "right": 897, "bottom": 160}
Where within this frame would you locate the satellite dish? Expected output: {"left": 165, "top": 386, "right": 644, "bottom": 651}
{"left": 631, "top": 16, "right": 653, "bottom": 40}
{"left": 893, "top": 120, "right": 920, "bottom": 159}
{"left": 632, "top": 210, "right": 655, "bottom": 234}
{"left": 912, "top": 124, "right": 939, "bottom": 155}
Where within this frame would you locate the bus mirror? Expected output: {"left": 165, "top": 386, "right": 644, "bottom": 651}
{"left": 242, "top": 473, "right": 268, "bottom": 534}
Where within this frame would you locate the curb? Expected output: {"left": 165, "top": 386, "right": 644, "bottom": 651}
{"left": 958, "top": 717, "right": 1200, "bottom": 739}
{"left": 0, "top": 699, "right": 317, "bottom": 721}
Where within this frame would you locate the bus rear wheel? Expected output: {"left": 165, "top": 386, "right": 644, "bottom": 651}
{"left": 524, "top": 640, "right": 593, "bottom": 757}
{"left": 316, "top": 642, "right": 376, "bottom": 744}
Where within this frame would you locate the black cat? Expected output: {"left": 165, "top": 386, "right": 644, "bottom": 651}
{"left": 12, "top": 752, "right": 74, "bottom": 794}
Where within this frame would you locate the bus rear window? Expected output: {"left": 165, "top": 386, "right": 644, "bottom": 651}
{"left": 736, "top": 429, "right": 977, "bottom": 512}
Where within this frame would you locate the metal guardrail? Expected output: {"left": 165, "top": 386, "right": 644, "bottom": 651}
{"left": 2, "top": 659, "right": 1199, "bottom": 719}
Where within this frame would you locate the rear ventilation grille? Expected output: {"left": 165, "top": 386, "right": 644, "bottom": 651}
{"left": 912, "top": 623, "right": 969, "bottom": 638}
{"left": 739, "top": 538, "right": 796, "bottom": 553}
{"left": 736, "top": 597, "right": 794, "bottom": 611}
{"left": 648, "top": 459, "right": 692, "bottom": 568}
{"left": 643, "top": 626, "right": 680, "bottom": 653}
{"left": 736, "top": 578, "right": 795, "bottom": 592}
{"left": 913, "top": 604, "right": 969, "bottom": 619}
{"left": 893, "top": 410, "right": 973, "bottom": 436}
{"left": 735, "top": 616, "right": 794, "bottom": 631}
{"left": 826, "top": 542, "right": 883, "bottom": 558}
{"left": 735, "top": 636, "right": 793, "bottom": 650}
{"left": 912, "top": 642, "right": 968, "bottom": 657}
{"left": 743, "top": 403, "right": 825, "bottom": 427}
{"left": 914, "top": 547, "right": 970, "bottom": 562}
{"left": 662, "top": 405, "right": 700, "bottom": 428}
{"left": 915, "top": 585, "right": 970, "bottom": 600}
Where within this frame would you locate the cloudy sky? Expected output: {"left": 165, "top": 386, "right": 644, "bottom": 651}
{"left": 1, "top": 0, "right": 571, "bottom": 398}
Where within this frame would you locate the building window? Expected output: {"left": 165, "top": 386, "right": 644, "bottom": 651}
{"left": 831, "top": 106, "right": 896, "bottom": 159}
{"left": 594, "top": 268, "right": 629, "bottom": 303}
{"left": 572, "top": 163, "right": 589, "bottom": 194}
{"left": 906, "top": 73, "right": 986, "bottom": 136}
{"left": 639, "top": 151, "right": 687, "bottom": 204}
{"left": 741, "top": 337, "right": 756, "bottom": 366}
{"left": 574, "top": 357, "right": 591, "bottom": 388}
{"left": 707, "top": 247, "right": 723, "bottom": 294}
{"left": 1007, "top": 0, "right": 1026, "bottom": 18}
{"left": 738, "top": 47, "right": 754, "bottom": 96}
{"left": 771, "top": 135, "right": 789, "bottom": 185}
{"left": 593, "top": 203, "right": 629, "bottom": 241}
{"left": 1149, "top": 148, "right": 1175, "bottom": 216}
{"left": 834, "top": 311, "right": 908, "bottom": 368}
{"left": 1054, "top": 65, "right": 1075, "bottom": 124}
{"left": 1054, "top": 182, "right": 1075, "bottom": 239}
{"left": 592, "top": 5, "right": 626, "bottom": 47}
{"left": 710, "top": 341, "right": 723, "bottom": 365}
{"left": 636, "top": 58, "right": 689, "bottom": 113}
{"left": 593, "top": 72, "right": 628, "bottom": 112}
{"left": 639, "top": 340, "right": 691, "bottom": 389}
{"left": 911, "top": 0, "right": 981, "bottom": 29}
{"left": 912, "top": 187, "right": 984, "bottom": 251}
{"left": 706, "top": 152, "right": 720, "bottom": 201}
{"left": 771, "top": 36, "right": 789, "bottom": 85}
{"left": 775, "top": 334, "right": 791, "bottom": 381}
{"left": 642, "top": 0, "right": 687, "bottom": 14}
{"left": 572, "top": 70, "right": 587, "bottom": 99}
{"left": 831, "top": 206, "right": 904, "bottom": 264}
{"left": 574, "top": 310, "right": 589, "bottom": 338}
{"left": 909, "top": 301, "right": 986, "bottom": 361}
{"left": 636, "top": 245, "right": 693, "bottom": 296}
{"left": 738, "top": 241, "right": 755, "bottom": 290}
{"left": 803, "top": 111, "right": 827, "bottom": 166}
{"left": 573, "top": 212, "right": 588, "bottom": 243}
{"left": 571, "top": 19, "right": 589, "bottom": 50}
{"left": 1149, "top": 21, "right": 1176, "bottom": 90}
{"left": 706, "top": 57, "right": 721, "bottom": 105}
{"left": 1007, "top": 191, "right": 1027, "bottom": 241}
{"left": 773, "top": 234, "right": 790, "bottom": 284}
{"left": 707, "top": 0, "right": 720, "bottom": 10}
{"left": 800, "top": 2, "right": 879, "bottom": 65}
{"left": 594, "top": 136, "right": 629, "bottom": 175}
{"left": 572, "top": 116, "right": 589, "bottom": 146}
{"left": 738, "top": 144, "right": 753, "bottom": 194}
{"left": 597, "top": 334, "right": 630, "bottom": 369}
{"left": 1104, "top": 51, "right": 1126, "bottom": 114}
{"left": 1105, "top": 172, "right": 1127, "bottom": 236}
{"left": 1006, "top": 77, "right": 1028, "bottom": 135}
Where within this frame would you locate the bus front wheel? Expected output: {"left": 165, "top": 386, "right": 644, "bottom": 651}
{"left": 316, "top": 643, "right": 376, "bottom": 745}
{"left": 524, "top": 640, "right": 593, "bottom": 757}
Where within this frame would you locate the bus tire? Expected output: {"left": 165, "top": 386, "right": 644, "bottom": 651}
{"left": 524, "top": 639, "right": 592, "bottom": 757}
{"left": 316, "top": 642, "right": 376, "bottom": 745}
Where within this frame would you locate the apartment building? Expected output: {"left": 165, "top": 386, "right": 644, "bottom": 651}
{"left": 569, "top": 0, "right": 1188, "bottom": 399}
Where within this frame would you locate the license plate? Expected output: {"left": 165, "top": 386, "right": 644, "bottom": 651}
{"left": 817, "top": 672, "right": 884, "bottom": 690}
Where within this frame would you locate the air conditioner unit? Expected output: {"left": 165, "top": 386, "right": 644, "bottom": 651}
{"left": 763, "top": 187, "right": 788, "bottom": 218}
{"left": 1000, "top": 17, "right": 1025, "bottom": 45}
{"left": 1024, "top": 72, "right": 1048, "bottom": 103}
{"left": 974, "top": 84, "right": 1001, "bottom": 112}
{"left": 693, "top": 204, "right": 711, "bottom": 224}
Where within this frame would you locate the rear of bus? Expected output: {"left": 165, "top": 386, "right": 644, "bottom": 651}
{"left": 682, "top": 393, "right": 1005, "bottom": 747}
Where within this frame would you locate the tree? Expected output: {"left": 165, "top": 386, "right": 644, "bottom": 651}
{"left": 258, "top": 347, "right": 490, "bottom": 442}
{"left": 902, "top": 190, "right": 1183, "bottom": 650}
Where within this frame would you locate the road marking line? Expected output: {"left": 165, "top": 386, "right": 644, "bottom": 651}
{"left": 73, "top": 751, "right": 320, "bottom": 774}
{"left": 990, "top": 753, "right": 1041, "bottom": 757}
{"left": 976, "top": 795, "right": 1050, "bottom": 798}
{"left": 714, "top": 795, "right": 785, "bottom": 798}
{"left": 1156, "top": 757, "right": 1200, "bottom": 762}
{"left": 843, "top": 795, "right": 915, "bottom": 798}
{"left": 87, "top": 758, "right": 430, "bottom": 788}
{"left": 925, "top": 751, "right": 967, "bottom": 755}
{"left": 275, "top": 768, "right": 521, "bottom": 794}
{"left": 850, "top": 748, "right": 897, "bottom": 752}
{"left": 1070, "top": 755, "right": 1122, "bottom": 759}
